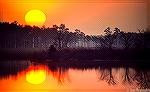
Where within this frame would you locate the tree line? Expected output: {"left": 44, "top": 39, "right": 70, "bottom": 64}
{"left": 0, "top": 21, "right": 150, "bottom": 49}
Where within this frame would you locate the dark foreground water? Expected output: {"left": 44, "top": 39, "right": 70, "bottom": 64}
{"left": 0, "top": 60, "right": 150, "bottom": 92}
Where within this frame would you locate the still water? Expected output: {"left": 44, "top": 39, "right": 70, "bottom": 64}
{"left": 0, "top": 60, "right": 149, "bottom": 92}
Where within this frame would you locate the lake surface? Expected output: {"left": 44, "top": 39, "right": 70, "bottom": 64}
{"left": 0, "top": 60, "right": 150, "bottom": 92}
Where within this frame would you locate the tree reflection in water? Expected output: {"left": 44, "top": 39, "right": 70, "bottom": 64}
{"left": 97, "top": 64, "right": 150, "bottom": 89}
{"left": 48, "top": 64, "right": 70, "bottom": 85}
{"left": 122, "top": 67, "right": 133, "bottom": 84}
{"left": 0, "top": 60, "right": 149, "bottom": 89}
{"left": 99, "top": 66, "right": 116, "bottom": 85}
{"left": 133, "top": 68, "right": 150, "bottom": 89}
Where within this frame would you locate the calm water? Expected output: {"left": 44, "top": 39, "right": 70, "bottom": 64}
{"left": 0, "top": 60, "right": 150, "bottom": 92}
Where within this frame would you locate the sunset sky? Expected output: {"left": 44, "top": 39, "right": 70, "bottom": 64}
{"left": 0, "top": 0, "right": 149, "bottom": 35}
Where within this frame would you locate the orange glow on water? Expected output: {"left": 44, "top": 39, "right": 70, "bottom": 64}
{"left": 0, "top": 64, "right": 70, "bottom": 91}
{"left": 0, "top": 61, "right": 141, "bottom": 92}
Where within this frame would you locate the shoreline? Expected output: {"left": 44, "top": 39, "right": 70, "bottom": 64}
{"left": 0, "top": 48, "right": 149, "bottom": 61}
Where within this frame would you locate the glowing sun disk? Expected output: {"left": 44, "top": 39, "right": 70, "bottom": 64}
{"left": 25, "top": 9, "right": 46, "bottom": 26}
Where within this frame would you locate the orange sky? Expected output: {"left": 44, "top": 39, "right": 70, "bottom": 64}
{"left": 0, "top": 0, "right": 149, "bottom": 35}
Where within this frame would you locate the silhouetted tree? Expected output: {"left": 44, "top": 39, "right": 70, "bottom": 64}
{"left": 56, "top": 24, "right": 69, "bottom": 49}
{"left": 103, "top": 27, "right": 121, "bottom": 49}
{"left": 0, "top": 21, "right": 149, "bottom": 49}
{"left": 75, "top": 29, "right": 81, "bottom": 47}
{"left": 119, "top": 32, "right": 134, "bottom": 49}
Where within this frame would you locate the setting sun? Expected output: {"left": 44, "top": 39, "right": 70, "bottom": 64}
{"left": 25, "top": 9, "right": 46, "bottom": 26}
{"left": 26, "top": 66, "right": 47, "bottom": 84}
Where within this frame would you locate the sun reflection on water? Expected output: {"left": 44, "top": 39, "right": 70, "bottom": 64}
{"left": 25, "top": 65, "right": 47, "bottom": 84}
{"left": 0, "top": 60, "right": 149, "bottom": 92}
